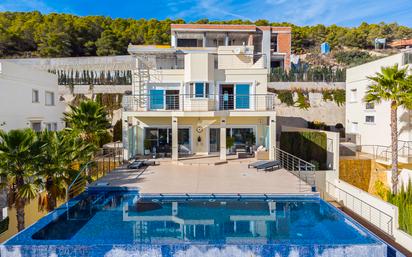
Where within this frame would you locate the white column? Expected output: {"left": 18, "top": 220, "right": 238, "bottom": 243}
{"left": 202, "top": 32, "right": 207, "bottom": 47}
{"left": 225, "top": 33, "right": 229, "bottom": 46}
{"left": 172, "top": 117, "right": 179, "bottom": 161}
{"left": 220, "top": 117, "right": 227, "bottom": 161}
{"left": 122, "top": 114, "right": 129, "bottom": 160}
{"left": 268, "top": 115, "right": 276, "bottom": 160}
{"left": 171, "top": 32, "right": 177, "bottom": 47}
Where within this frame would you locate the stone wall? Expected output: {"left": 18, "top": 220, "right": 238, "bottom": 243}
{"left": 275, "top": 92, "right": 345, "bottom": 138}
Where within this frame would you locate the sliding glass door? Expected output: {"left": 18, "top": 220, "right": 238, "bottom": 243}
{"left": 144, "top": 128, "right": 191, "bottom": 154}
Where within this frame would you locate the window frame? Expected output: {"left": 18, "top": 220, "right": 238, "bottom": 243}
{"left": 191, "top": 82, "right": 209, "bottom": 98}
{"left": 32, "top": 89, "right": 39, "bottom": 103}
{"left": 45, "top": 91, "right": 55, "bottom": 106}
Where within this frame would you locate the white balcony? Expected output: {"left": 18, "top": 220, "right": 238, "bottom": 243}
{"left": 123, "top": 94, "right": 275, "bottom": 112}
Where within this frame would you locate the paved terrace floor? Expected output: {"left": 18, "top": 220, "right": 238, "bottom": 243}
{"left": 88, "top": 158, "right": 313, "bottom": 195}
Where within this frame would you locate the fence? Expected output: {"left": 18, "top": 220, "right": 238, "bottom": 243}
{"left": 326, "top": 180, "right": 394, "bottom": 236}
{"left": 66, "top": 146, "right": 123, "bottom": 201}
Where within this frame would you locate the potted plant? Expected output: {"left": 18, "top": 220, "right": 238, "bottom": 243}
{"left": 144, "top": 139, "right": 151, "bottom": 155}
{"left": 226, "top": 136, "right": 235, "bottom": 154}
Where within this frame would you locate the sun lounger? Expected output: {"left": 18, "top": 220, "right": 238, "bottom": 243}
{"left": 248, "top": 161, "right": 270, "bottom": 169}
{"left": 127, "top": 161, "right": 144, "bottom": 169}
{"left": 255, "top": 160, "right": 281, "bottom": 171}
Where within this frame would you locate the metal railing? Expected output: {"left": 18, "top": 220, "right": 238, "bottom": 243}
{"left": 274, "top": 147, "right": 316, "bottom": 192}
{"left": 123, "top": 94, "right": 275, "bottom": 112}
{"left": 326, "top": 181, "right": 393, "bottom": 236}
{"left": 360, "top": 140, "right": 412, "bottom": 162}
{"left": 65, "top": 147, "right": 124, "bottom": 202}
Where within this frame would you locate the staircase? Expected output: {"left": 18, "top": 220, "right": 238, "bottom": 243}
{"left": 134, "top": 55, "right": 163, "bottom": 110}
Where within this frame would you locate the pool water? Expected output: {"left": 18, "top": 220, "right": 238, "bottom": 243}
{"left": 1, "top": 190, "right": 403, "bottom": 257}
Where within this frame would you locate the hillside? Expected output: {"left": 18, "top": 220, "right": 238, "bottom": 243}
{"left": 0, "top": 12, "right": 411, "bottom": 67}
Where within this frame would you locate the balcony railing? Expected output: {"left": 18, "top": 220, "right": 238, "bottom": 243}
{"left": 123, "top": 94, "right": 275, "bottom": 112}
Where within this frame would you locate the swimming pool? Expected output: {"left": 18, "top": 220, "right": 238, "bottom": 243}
{"left": 1, "top": 190, "right": 404, "bottom": 257}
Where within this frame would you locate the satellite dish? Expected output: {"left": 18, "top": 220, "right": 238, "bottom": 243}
{"left": 233, "top": 48, "right": 241, "bottom": 54}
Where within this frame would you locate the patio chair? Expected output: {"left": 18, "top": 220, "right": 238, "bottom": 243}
{"left": 248, "top": 160, "right": 270, "bottom": 168}
{"left": 255, "top": 160, "right": 281, "bottom": 172}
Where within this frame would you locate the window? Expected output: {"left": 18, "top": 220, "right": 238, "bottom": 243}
{"left": 365, "top": 116, "right": 375, "bottom": 124}
{"left": 365, "top": 102, "right": 375, "bottom": 110}
{"left": 31, "top": 122, "right": 42, "bottom": 132}
{"left": 193, "top": 82, "right": 209, "bottom": 98}
{"left": 32, "top": 90, "right": 39, "bottom": 103}
{"left": 350, "top": 89, "right": 357, "bottom": 102}
{"left": 149, "top": 90, "right": 165, "bottom": 110}
{"left": 45, "top": 123, "right": 58, "bottom": 131}
{"left": 45, "top": 91, "right": 55, "bottom": 106}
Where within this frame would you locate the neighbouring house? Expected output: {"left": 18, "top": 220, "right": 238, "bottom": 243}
{"left": 0, "top": 61, "right": 65, "bottom": 132}
{"left": 0, "top": 61, "right": 65, "bottom": 237}
{"left": 121, "top": 24, "right": 293, "bottom": 161}
{"left": 345, "top": 49, "right": 412, "bottom": 184}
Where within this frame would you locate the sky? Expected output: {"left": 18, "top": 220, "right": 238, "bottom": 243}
{"left": 1, "top": 0, "right": 412, "bottom": 27}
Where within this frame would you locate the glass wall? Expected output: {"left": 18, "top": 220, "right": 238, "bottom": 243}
{"left": 144, "top": 128, "right": 191, "bottom": 155}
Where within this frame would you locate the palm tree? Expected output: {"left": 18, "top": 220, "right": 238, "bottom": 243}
{"left": 36, "top": 130, "right": 95, "bottom": 211}
{"left": 365, "top": 64, "right": 412, "bottom": 193}
{"left": 0, "top": 129, "right": 41, "bottom": 231}
{"left": 63, "top": 100, "right": 110, "bottom": 148}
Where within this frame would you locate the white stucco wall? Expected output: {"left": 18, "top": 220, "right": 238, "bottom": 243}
{"left": 346, "top": 52, "right": 412, "bottom": 149}
{"left": 0, "top": 61, "right": 65, "bottom": 132}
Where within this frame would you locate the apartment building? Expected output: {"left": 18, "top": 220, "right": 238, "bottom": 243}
{"left": 122, "top": 24, "right": 292, "bottom": 161}
{"left": 346, "top": 50, "right": 412, "bottom": 163}
{"left": 0, "top": 61, "right": 65, "bottom": 132}
{"left": 171, "top": 24, "right": 291, "bottom": 71}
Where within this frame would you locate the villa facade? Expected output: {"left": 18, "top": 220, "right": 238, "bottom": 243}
{"left": 0, "top": 61, "right": 65, "bottom": 132}
{"left": 122, "top": 24, "right": 292, "bottom": 161}
{"left": 346, "top": 50, "right": 412, "bottom": 164}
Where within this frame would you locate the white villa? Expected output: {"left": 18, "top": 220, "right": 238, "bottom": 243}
{"left": 122, "top": 24, "right": 292, "bottom": 161}
{"left": 0, "top": 61, "right": 65, "bottom": 132}
{"left": 346, "top": 49, "right": 412, "bottom": 165}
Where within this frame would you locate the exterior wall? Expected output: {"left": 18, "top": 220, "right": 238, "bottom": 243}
{"left": 346, "top": 53, "right": 412, "bottom": 150}
{"left": 0, "top": 61, "right": 65, "bottom": 132}
{"left": 277, "top": 32, "right": 291, "bottom": 69}
{"left": 275, "top": 92, "right": 345, "bottom": 138}
{"left": 184, "top": 53, "right": 214, "bottom": 81}
{"left": 131, "top": 116, "right": 268, "bottom": 155}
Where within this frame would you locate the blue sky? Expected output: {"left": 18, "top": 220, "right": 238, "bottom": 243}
{"left": 1, "top": 0, "right": 412, "bottom": 27}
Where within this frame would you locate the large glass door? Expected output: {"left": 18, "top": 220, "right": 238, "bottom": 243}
{"left": 209, "top": 128, "right": 220, "bottom": 153}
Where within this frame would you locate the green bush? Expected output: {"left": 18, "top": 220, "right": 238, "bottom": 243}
{"left": 280, "top": 131, "right": 327, "bottom": 169}
{"left": 276, "top": 90, "right": 295, "bottom": 106}
{"left": 388, "top": 180, "right": 412, "bottom": 235}
{"left": 334, "top": 50, "right": 380, "bottom": 67}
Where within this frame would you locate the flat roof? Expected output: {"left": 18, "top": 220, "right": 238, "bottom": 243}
{"left": 171, "top": 24, "right": 291, "bottom": 33}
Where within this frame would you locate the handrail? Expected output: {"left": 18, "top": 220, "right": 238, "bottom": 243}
{"left": 326, "top": 181, "right": 393, "bottom": 236}
{"left": 273, "top": 147, "right": 316, "bottom": 192}
{"left": 360, "top": 141, "right": 412, "bottom": 161}
{"left": 66, "top": 160, "right": 94, "bottom": 203}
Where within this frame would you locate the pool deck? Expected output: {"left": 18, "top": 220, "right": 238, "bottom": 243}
{"left": 88, "top": 158, "right": 314, "bottom": 195}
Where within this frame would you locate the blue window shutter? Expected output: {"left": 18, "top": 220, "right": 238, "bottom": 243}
{"left": 195, "top": 83, "right": 204, "bottom": 97}
{"left": 150, "top": 90, "right": 164, "bottom": 109}
{"left": 235, "top": 84, "right": 250, "bottom": 109}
